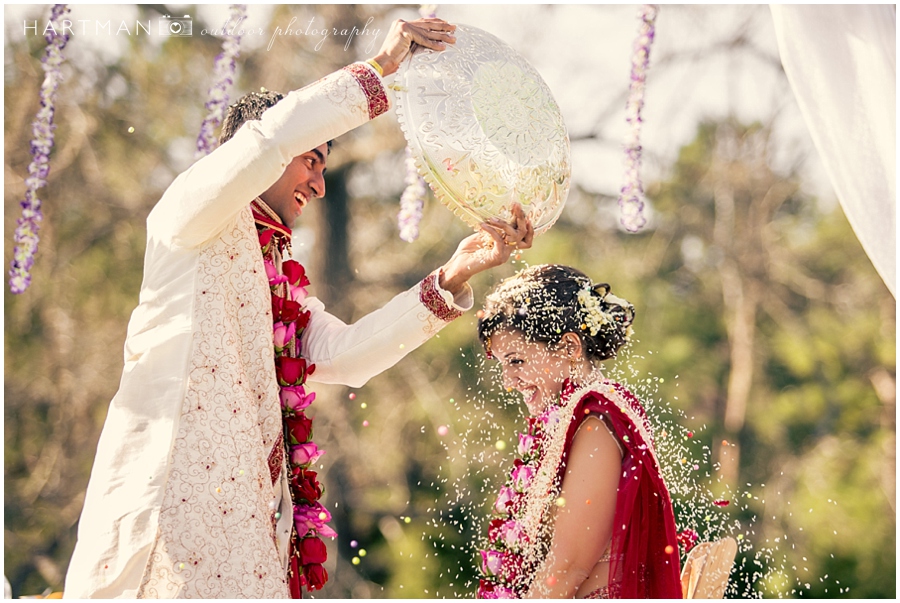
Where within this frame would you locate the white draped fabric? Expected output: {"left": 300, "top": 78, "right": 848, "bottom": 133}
{"left": 770, "top": 5, "right": 896, "bottom": 297}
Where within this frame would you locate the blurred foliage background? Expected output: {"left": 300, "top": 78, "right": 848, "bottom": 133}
{"left": 4, "top": 4, "right": 895, "bottom": 599}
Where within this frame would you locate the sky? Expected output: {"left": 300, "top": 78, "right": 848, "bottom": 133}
{"left": 4, "top": 3, "right": 834, "bottom": 203}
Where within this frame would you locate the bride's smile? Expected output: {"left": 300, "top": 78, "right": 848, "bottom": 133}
{"left": 489, "top": 328, "right": 575, "bottom": 416}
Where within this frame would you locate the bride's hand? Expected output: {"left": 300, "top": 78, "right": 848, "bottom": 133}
{"left": 438, "top": 203, "right": 535, "bottom": 294}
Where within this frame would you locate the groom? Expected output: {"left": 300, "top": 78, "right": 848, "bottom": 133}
{"left": 64, "top": 17, "right": 534, "bottom": 599}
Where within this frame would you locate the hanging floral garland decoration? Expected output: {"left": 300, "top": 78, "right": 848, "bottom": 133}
{"left": 196, "top": 4, "right": 247, "bottom": 158}
{"left": 617, "top": 4, "right": 658, "bottom": 233}
{"left": 398, "top": 147, "right": 428, "bottom": 242}
{"left": 396, "top": 3, "right": 438, "bottom": 242}
{"left": 8, "top": 4, "right": 70, "bottom": 294}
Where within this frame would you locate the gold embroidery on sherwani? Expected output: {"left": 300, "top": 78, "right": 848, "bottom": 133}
{"left": 137, "top": 207, "right": 288, "bottom": 598}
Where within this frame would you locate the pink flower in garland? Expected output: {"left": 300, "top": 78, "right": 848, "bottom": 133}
{"left": 280, "top": 385, "right": 315, "bottom": 413}
{"left": 490, "top": 518, "right": 527, "bottom": 550}
{"left": 493, "top": 485, "right": 517, "bottom": 515}
{"left": 264, "top": 258, "right": 283, "bottom": 284}
{"left": 478, "top": 582, "right": 517, "bottom": 599}
{"left": 294, "top": 502, "right": 337, "bottom": 538}
{"left": 195, "top": 4, "right": 247, "bottom": 158}
{"left": 291, "top": 441, "right": 324, "bottom": 466}
{"left": 290, "top": 284, "right": 308, "bottom": 305}
{"left": 510, "top": 463, "right": 535, "bottom": 492}
{"left": 543, "top": 404, "right": 566, "bottom": 429}
{"left": 9, "top": 4, "right": 70, "bottom": 294}
{"left": 617, "top": 4, "right": 658, "bottom": 233}
{"left": 480, "top": 549, "right": 505, "bottom": 577}
{"left": 517, "top": 433, "right": 537, "bottom": 457}
{"left": 273, "top": 321, "right": 297, "bottom": 351}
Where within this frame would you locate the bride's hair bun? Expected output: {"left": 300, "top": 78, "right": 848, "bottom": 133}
{"left": 478, "top": 264, "right": 635, "bottom": 362}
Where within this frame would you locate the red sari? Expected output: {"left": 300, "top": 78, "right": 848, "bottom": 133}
{"left": 559, "top": 381, "right": 683, "bottom": 598}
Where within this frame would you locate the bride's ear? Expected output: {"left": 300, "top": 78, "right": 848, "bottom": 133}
{"left": 560, "top": 332, "right": 584, "bottom": 359}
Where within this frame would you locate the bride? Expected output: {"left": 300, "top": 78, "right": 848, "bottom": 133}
{"left": 475, "top": 264, "right": 683, "bottom": 598}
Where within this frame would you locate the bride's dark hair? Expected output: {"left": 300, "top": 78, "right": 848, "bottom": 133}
{"left": 477, "top": 264, "right": 635, "bottom": 362}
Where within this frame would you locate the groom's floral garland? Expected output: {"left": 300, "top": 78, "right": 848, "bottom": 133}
{"left": 255, "top": 211, "right": 334, "bottom": 594}
{"left": 477, "top": 388, "right": 574, "bottom": 598}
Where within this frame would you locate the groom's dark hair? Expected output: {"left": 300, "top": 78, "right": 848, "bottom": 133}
{"left": 219, "top": 90, "right": 285, "bottom": 144}
{"left": 218, "top": 90, "right": 334, "bottom": 152}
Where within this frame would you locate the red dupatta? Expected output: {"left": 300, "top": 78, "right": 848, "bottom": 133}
{"left": 559, "top": 382, "right": 683, "bottom": 598}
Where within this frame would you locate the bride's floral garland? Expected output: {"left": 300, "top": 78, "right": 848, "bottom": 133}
{"left": 255, "top": 209, "right": 334, "bottom": 594}
{"left": 477, "top": 381, "right": 581, "bottom": 598}
{"left": 478, "top": 374, "right": 701, "bottom": 599}
{"left": 477, "top": 412, "right": 547, "bottom": 598}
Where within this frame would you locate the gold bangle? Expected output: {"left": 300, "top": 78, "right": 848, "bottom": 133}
{"left": 365, "top": 58, "right": 384, "bottom": 77}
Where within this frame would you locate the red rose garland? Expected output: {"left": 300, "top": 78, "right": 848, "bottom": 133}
{"left": 257, "top": 224, "right": 334, "bottom": 594}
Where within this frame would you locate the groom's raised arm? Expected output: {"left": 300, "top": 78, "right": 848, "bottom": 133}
{"left": 153, "top": 63, "right": 388, "bottom": 249}
{"left": 150, "top": 17, "right": 457, "bottom": 249}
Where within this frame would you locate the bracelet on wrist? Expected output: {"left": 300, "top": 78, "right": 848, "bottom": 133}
{"left": 365, "top": 58, "right": 384, "bottom": 77}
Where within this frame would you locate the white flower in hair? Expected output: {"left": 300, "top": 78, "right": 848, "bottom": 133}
{"left": 604, "top": 292, "right": 631, "bottom": 309}
{"left": 576, "top": 286, "right": 616, "bottom": 336}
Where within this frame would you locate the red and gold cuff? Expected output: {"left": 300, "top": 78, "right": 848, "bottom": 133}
{"left": 419, "top": 271, "right": 465, "bottom": 323}
{"left": 342, "top": 62, "right": 389, "bottom": 120}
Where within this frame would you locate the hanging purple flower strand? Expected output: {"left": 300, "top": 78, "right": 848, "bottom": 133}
{"left": 396, "top": 4, "right": 437, "bottom": 242}
{"left": 196, "top": 4, "right": 247, "bottom": 158}
{"left": 9, "top": 4, "right": 71, "bottom": 294}
{"left": 617, "top": 4, "right": 658, "bottom": 233}
{"left": 398, "top": 148, "right": 427, "bottom": 242}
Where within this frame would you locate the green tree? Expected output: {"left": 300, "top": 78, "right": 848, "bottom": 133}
{"left": 633, "top": 119, "right": 895, "bottom": 597}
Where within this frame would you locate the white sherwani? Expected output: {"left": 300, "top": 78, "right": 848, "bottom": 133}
{"left": 64, "top": 63, "right": 471, "bottom": 599}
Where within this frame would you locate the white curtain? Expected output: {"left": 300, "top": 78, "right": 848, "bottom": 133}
{"left": 771, "top": 5, "right": 896, "bottom": 297}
